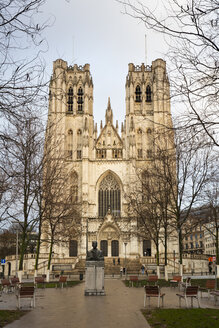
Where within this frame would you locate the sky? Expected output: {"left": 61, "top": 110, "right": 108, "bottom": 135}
{"left": 41, "top": 0, "right": 167, "bottom": 128}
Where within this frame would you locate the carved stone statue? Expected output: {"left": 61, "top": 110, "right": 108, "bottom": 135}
{"left": 86, "top": 241, "right": 104, "bottom": 261}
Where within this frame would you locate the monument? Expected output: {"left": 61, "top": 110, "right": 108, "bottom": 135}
{"left": 84, "top": 241, "right": 105, "bottom": 296}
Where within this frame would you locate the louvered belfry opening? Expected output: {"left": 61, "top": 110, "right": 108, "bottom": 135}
{"left": 98, "top": 174, "right": 121, "bottom": 218}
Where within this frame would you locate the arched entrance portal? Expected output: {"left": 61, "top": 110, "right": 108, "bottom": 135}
{"left": 98, "top": 224, "right": 120, "bottom": 257}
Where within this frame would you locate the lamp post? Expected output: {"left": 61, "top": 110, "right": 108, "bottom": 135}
{"left": 124, "top": 242, "right": 127, "bottom": 280}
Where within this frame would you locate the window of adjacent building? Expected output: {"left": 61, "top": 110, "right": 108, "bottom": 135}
{"left": 190, "top": 242, "right": 193, "bottom": 248}
{"left": 111, "top": 240, "right": 119, "bottom": 256}
{"left": 135, "top": 85, "right": 142, "bottom": 102}
{"left": 190, "top": 235, "right": 193, "bottom": 240}
{"left": 98, "top": 174, "right": 121, "bottom": 218}
{"left": 186, "top": 244, "right": 188, "bottom": 249}
{"left": 77, "top": 86, "right": 84, "bottom": 111}
{"left": 146, "top": 85, "right": 152, "bottom": 102}
{"left": 69, "top": 240, "right": 77, "bottom": 257}
{"left": 67, "top": 87, "right": 73, "bottom": 111}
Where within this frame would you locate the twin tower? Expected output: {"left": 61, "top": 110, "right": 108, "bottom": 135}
{"left": 48, "top": 58, "right": 172, "bottom": 163}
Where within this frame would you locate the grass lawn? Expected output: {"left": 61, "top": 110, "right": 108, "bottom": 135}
{"left": 142, "top": 308, "right": 219, "bottom": 328}
{"left": 25, "top": 280, "right": 81, "bottom": 288}
{"left": 124, "top": 278, "right": 219, "bottom": 288}
{"left": 0, "top": 310, "right": 26, "bottom": 327}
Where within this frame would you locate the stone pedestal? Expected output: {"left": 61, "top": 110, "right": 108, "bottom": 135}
{"left": 84, "top": 261, "right": 105, "bottom": 296}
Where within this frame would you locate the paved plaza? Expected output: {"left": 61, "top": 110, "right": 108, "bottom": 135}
{"left": 0, "top": 279, "right": 218, "bottom": 328}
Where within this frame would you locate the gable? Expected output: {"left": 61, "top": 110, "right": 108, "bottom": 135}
{"left": 96, "top": 124, "right": 123, "bottom": 149}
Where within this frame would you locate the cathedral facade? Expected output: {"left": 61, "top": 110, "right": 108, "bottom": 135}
{"left": 43, "top": 58, "right": 177, "bottom": 271}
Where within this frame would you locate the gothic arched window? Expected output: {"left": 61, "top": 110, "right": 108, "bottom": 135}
{"left": 67, "top": 87, "right": 73, "bottom": 111}
{"left": 67, "top": 129, "right": 73, "bottom": 158}
{"left": 77, "top": 129, "right": 82, "bottom": 159}
{"left": 70, "top": 171, "right": 78, "bottom": 203}
{"left": 146, "top": 85, "right": 152, "bottom": 102}
{"left": 98, "top": 174, "right": 121, "bottom": 218}
{"left": 77, "top": 87, "right": 84, "bottom": 111}
{"left": 135, "top": 85, "right": 142, "bottom": 102}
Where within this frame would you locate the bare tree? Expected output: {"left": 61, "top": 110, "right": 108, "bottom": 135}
{"left": 118, "top": 0, "right": 219, "bottom": 146}
{"left": 126, "top": 170, "right": 162, "bottom": 266}
{"left": 0, "top": 0, "right": 51, "bottom": 118}
{"left": 162, "top": 129, "right": 213, "bottom": 273}
{"left": 0, "top": 108, "right": 44, "bottom": 270}
{"left": 200, "top": 177, "right": 219, "bottom": 265}
{"left": 126, "top": 125, "right": 213, "bottom": 274}
{"left": 40, "top": 125, "right": 81, "bottom": 272}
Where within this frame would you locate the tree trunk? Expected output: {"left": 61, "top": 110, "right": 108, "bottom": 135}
{"left": 178, "top": 229, "right": 183, "bottom": 265}
{"left": 35, "top": 217, "right": 42, "bottom": 270}
{"left": 216, "top": 227, "right": 219, "bottom": 265}
{"left": 47, "top": 237, "right": 54, "bottom": 270}
{"left": 164, "top": 227, "right": 168, "bottom": 266}
{"left": 156, "top": 243, "right": 159, "bottom": 266}
{"left": 19, "top": 230, "right": 27, "bottom": 271}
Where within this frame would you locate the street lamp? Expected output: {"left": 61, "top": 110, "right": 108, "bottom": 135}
{"left": 124, "top": 242, "right": 127, "bottom": 279}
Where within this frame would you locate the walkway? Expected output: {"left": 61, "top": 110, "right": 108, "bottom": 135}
{"left": 3, "top": 279, "right": 149, "bottom": 328}
{"left": 1, "top": 279, "right": 219, "bottom": 328}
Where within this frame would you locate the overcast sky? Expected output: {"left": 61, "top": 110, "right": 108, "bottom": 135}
{"left": 41, "top": 0, "right": 167, "bottom": 128}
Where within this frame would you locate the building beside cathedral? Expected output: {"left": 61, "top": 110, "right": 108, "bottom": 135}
{"left": 39, "top": 57, "right": 179, "bottom": 274}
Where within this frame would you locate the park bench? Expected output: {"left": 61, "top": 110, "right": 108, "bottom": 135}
{"left": 148, "top": 275, "right": 158, "bottom": 285}
{"left": 35, "top": 276, "right": 46, "bottom": 288}
{"left": 170, "top": 275, "right": 182, "bottom": 289}
{"left": 176, "top": 286, "right": 200, "bottom": 308}
{"left": 10, "top": 277, "right": 20, "bottom": 291}
{"left": 210, "top": 290, "right": 219, "bottom": 305}
{"left": 16, "top": 286, "right": 35, "bottom": 309}
{"left": 199, "top": 280, "right": 216, "bottom": 298}
{"left": 128, "top": 276, "right": 139, "bottom": 287}
{"left": 180, "top": 277, "right": 191, "bottom": 290}
{"left": 56, "top": 276, "right": 67, "bottom": 288}
{"left": 144, "top": 285, "right": 165, "bottom": 308}
{"left": 1, "top": 279, "right": 12, "bottom": 293}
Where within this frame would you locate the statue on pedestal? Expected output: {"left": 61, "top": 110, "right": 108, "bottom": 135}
{"left": 86, "top": 241, "right": 104, "bottom": 261}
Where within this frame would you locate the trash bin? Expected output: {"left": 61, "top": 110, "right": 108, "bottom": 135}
{"left": 79, "top": 273, "right": 83, "bottom": 281}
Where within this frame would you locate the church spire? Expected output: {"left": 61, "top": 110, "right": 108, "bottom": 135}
{"left": 105, "top": 97, "right": 113, "bottom": 124}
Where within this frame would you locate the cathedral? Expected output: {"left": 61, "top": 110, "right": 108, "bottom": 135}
{"left": 41, "top": 57, "right": 177, "bottom": 273}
